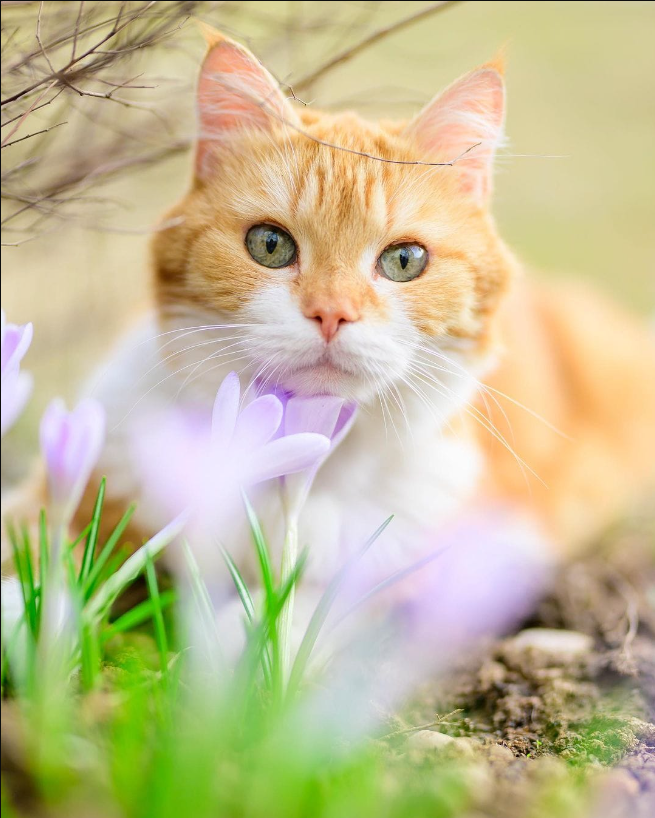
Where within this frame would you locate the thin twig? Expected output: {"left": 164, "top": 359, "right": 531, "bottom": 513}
{"left": 293, "top": 1, "right": 462, "bottom": 92}
{"left": 1, "top": 120, "right": 67, "bottom": 149}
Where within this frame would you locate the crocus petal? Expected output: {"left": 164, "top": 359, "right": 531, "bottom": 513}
{"left": 40, "top": 397, "right": 106, "bottom": 526}
{"left": 231, "top": 394, "right": 283, "bottom": 453}
{"left": 210, "top": 371, "right": 240, "bottom": 452}
{"left": 64, "top": 399, "right": 106, "bottom": 513}
{"left": 281, "top": 398, "right": 358, "bottom": 518}
{"left": 39, "top": 398, "right": 68, "bottom": 474}
{"left": 284, "top": 395, "right": 345, "bottom": 439}
{"left": 1, "top": 313, "right": 33, "bottom": 378}
{"left": 242, "top": 433, "right": 330, "bottom": 484}
{"left": 1, "top": 368, "right": 32, "bottom": 437}
{"left": 133, "top": 405, "right": 212, "bottom": 520}
{"left": 331, "top": 402, "right": 357, "bottom": 448}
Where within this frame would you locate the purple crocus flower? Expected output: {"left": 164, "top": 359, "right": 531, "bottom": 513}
{"left": 40, "top": 398, "right": 106, "bottom": 528}
{"left": 292, "top": 506, "right": 552, "bottom": 746}
{"left": 133, "top": 372, "right": 331, "bottom": 545}
{"left": 215, "top": 373, "right": 332, "bottom": 486}
{"left": 1, "top": 310, "right": 33, "bottom": 437}
{"left": 268, "top": 390, "right": 356, "bottom": 519}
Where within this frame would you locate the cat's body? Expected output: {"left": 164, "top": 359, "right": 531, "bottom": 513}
{"left": 2, "top": 30, "right": 655, "bottom": 585}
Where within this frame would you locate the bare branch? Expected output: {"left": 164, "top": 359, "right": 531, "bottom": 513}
{"left": 1, "top": 119, "right": 67, "bottom": 149}
{"left": 293, "top": 1, "right": 462, "bottom": 92}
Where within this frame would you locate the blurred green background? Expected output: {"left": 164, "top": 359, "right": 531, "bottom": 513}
{"left": 2, "top": 0, "right": 654, "bottom": 477}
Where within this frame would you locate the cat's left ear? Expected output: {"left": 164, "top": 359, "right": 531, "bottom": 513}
{"left": 404, "top": 62, "right": 505, "bottom": 204}
{"left": 195, "top": 26, "right": 300, "bottom": 178}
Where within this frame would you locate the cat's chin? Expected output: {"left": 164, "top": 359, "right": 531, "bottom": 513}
{"left": 280, "top": 362, "right": 375, "bottom": 402}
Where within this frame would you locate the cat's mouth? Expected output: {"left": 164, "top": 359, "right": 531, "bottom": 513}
{"left": 278, "top": 353, "right": 366, "bottom": 399}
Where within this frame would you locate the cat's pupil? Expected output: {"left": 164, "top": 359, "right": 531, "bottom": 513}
{"left": 266, "top": 233, "right": 278, "bottom": 254}
{"left": 399, "top": 247, "right": 410, "bottom": 269}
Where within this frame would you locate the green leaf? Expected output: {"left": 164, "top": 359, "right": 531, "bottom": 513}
{"left": 6, "top": 522, "right": 37, "bottom": 638}
{"left": 38, "top": 509, "right": 49, "bottom": 581}
{"left": 182, "top": 540, "right": 224, "bottom": 665}
{"left": 221, "top": 546, "right": 273, "bottom": 688}
{"left": 79, "top": 477, "right": 106, "bottom": 585}
{"left": 83, "top": 503, "right": 137, "bottom": 600}
{"left": 145, "top": 556, "right": 169, "bottom": 676}
{"left": 101, "top": 590, "right": 177, "bottom": 643}
{"left": 84, "top": 514, "right": 184, "bottom": 625}
{"left": 242, "top": 492, "right": 275, "bottom": 607}
{"left": 288, "top": 515, "right": 393, "bottom": 696}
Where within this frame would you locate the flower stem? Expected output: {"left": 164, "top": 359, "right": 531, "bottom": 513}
{"left": 279, "top": 513, "right": 298, "bottom": 689}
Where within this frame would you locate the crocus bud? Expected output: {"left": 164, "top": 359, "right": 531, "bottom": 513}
{"left": 40, "top": 398, "right": 106, "bottom": 528}
{"left": 1, "top": 310, "right": 33, "bottom": 437}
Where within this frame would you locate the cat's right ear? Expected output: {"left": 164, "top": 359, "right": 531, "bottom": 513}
{"left": 195, "top": 26, "right": 300, "bottom": 178}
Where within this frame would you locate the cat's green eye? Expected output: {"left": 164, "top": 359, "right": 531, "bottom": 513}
{"left": 246, "top": 224, "right": 297, "bottom": 268}
{"left": 378, "top": 243, "right": 428, "bottom": 282}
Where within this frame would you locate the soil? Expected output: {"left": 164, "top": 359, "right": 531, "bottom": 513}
{"left": 399, "top": 509, "right": 655, "bottom": 817}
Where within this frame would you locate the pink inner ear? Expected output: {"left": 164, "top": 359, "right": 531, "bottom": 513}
{"left": 406, "top": 68, "right": 505, "bottom": 202}
{"left": 196, "top": 41, "right": 292, "bottom": 175}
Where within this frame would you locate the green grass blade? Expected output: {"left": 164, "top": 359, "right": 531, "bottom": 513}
{"left": 241, "top": 492, "right": 281, "bottom": 687}
{"left": 145, "top": 556, "right": 169, "bottom": 676}
{"left": 221, "top": 546, "right": 273, "bottom": 688}
{"left": 84, "top": 513, "right": 184, "bottom": 625}
{"left": 182, "top": 540, "right": 224, "bottom": 655}
{"left": 20, "top": 524, "right": 38, "bottom": 632}
{"left": 288, "top": 515, "right": 393, "bottom": 696}
{"left": 66, "top": 522, "right": 93, "bottom": 556}
{"left": 6, "top": 522, "right": 37, "bottom": 638}
{"left": 221, "top": 547, "right": 255, "bottom": 623}
{"left": 233, "top": 550, "right": 307, "bottom": 701}
{"left": 100, "top": 591, "right": 177, "bottom": 644}
{"left": 79, "top": 477, "right": 106, "bottom": 584}
{"left": 1, "top": 611, "right": 32, "bottom": 693}
{"left": 274, "top": 549, "right": 307, "bottom": 617}
{"left": 242, "top": 492, "right": 275, "bottom": 606}
{"left": 83, "top": 503, "right": 137, "bottom": 600}
{"left": 38, "top": 509, "right": 49, "bottom": 581}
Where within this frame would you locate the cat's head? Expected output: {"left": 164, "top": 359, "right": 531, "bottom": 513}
{"left": 152, "top": 29, "right": 517, "bottom": 405}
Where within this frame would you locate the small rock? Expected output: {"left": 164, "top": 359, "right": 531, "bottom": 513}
{"left": 452, "top": 737, "right": 478, "bottom": 758}
{"left": 509, "top": 628, "right": 593, "bottom": 659}
{"left": 487, "top": 743, "right": 514, "bottom": 763}
{"left": 406, "top": 730, "right": 455, "bottom": 751}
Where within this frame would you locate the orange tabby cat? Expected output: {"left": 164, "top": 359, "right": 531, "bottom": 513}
{"left": 2, "top": 28, "right": 654, "bottom": 582}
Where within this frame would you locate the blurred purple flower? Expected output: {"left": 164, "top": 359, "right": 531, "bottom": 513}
{"left": 393, "top": 509, "right": 550, "bottom": 653}
{"left": 268, "top": 390, "right": 356, "bottom": 518}
{"left": 294, "top": 507, "right": 552, "bottom": 745}
{"left": 40, "top": 398, "right": 106, "bottom": 527}
{"left": 1, "top": 310, "right": 33, "bottom": 437}
{"left": 134, "top": 372, "right": 331, "bottom": 543}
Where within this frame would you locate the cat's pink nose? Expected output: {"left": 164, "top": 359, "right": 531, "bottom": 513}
{"left": 303, "top": 301, "right": 360, "bottom": 342}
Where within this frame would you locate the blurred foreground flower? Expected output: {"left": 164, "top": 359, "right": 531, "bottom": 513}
{"left": 270, "top": 391, "right": 356, "bottom": 680}
{"left": 278, "top": 393, "right": 356, "bottom": 519}
{"left": 134, "top": 372, "right": 331, "bottom": 546}
{"left": 1, "top": 309, "right": 33, "bottom": 437}
{"left": 292, "top": 507, "right": 552, "bottom": 745}
{"left": 40, "top": 398, "right": 106, "bottom": 530}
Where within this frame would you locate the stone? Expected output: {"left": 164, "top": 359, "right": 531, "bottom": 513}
{"left": 486, "top": 743, "right": 515, "bottom": 763}
{"left": 406, "top": 730, "right": 455, "bottom": 751}
{"left": 509, "top": 628, "right": 593, "bottom": 659}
